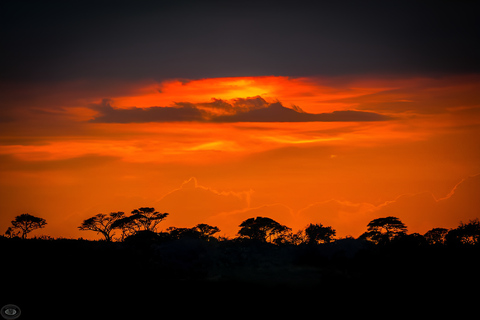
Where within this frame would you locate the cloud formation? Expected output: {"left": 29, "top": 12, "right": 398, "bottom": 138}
{"left": 90, "top": 99, "right": 206, "bottom": 123}
{"left": 298, "top": 174, "right": 480, "bottom": 237}
{"left": 90, "top": 96, "right": 390, "bottom": 123}
{"left": 154, "top": 177, "right": 253, "bottom": 228}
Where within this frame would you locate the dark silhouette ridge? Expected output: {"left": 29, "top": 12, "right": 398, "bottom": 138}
{"left": 3, "top": 213, "right": 480, "bottom": 318}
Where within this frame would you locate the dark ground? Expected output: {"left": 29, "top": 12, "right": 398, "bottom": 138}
{"left": 1, "top": 236, "right": 479, "bottom": 319}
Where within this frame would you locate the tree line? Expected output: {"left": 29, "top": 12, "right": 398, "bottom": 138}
{"left": 3, "top": 207, "right": 480, "bottom": 246}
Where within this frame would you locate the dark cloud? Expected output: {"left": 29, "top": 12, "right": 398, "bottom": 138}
{"left": 90, "top": 99, "right": 206, "bottom": 123}
{"left": 213, "top": 102, "right": 391, "bottom": 122}
{"left": 89, "top": 97, "right": 391, "bottom": 123}
{"left": 197, "top": 96, "right": 269, "bottom": 115}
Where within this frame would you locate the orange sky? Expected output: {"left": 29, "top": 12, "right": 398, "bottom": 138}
{"left": 1, "top": 75, "right": 480, "bottom": 239}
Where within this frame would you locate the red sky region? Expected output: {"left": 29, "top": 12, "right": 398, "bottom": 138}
{"left": 0, "top": 75, "right": 479, "bottom": 239}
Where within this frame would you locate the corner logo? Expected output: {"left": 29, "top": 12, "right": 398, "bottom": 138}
{"left": 1, "top": 305, "right": 21, "bottom": 320}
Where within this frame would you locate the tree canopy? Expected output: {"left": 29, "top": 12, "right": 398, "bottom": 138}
{"left": 167, "top": 224, "right": 220, "bottom": 241}
{"left": 109, "top": 207, "right": 169, "bottom": 240}
{"left": 361, "top": 216, "right": 407, "bottom": 244}
{"left": 10, "top": 213, "right": 47, "bottom": 239}
{"left": 78, "top": 212, "right": 125, "bottom": 241}
{"left": 237, "top": 216, "right": 291, "bottom": 243}
{"left": 424, "top": 227, "right": 449, "bottom": 245}
{"left": 445, "top": 219, "right": 480, "bottom": 245}
{"left": 304, "top": 223, "right": 336, "bottom": 244}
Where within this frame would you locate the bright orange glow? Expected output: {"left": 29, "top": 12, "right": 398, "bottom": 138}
{"left": 1, "top": 75, "right": 479, "bottom": 239}
{"left": 110, "top": 76, "right": 391, "bottom": 113}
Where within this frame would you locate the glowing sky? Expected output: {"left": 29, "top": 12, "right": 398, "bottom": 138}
{"left": 1, "top": 75, "right": 479, "bottom": 238}
{"left": 1, "top": 1, "right": 479, "bottom": 239}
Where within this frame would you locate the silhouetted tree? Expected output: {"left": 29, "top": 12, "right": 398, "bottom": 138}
{"left": 304, "top": 223, "right": 336, "bottom": 244}
{"left": 446, "top": 219, "right": 480, "bottom": 245}
{"left": 130, "top": 207, "right": 169, "bottom": 232}
{"left": 360, "top": 216, "right": 407, "bottom": 244}
{"left": 424, "top": 227, "right": 449, "bottom": 245}
{"left": 111, "top": 207, "right": 168, "bottom": 239}
{"left": 167, "top": 224, "right": 220, "bottom": 241}
{"left": 237, "top": 217, "right": 291, "bottom": 243}
{"left": 111, "top": 214, "right": 139, "bottom": 240}
{"left": 78, "top": 212, "right": 125, "bottom": 241}
{"left": 10, "top": 213, "right": 47, "bottom": 239}
{"left": 194, "top": 223, "right": 220, "bottom": 240}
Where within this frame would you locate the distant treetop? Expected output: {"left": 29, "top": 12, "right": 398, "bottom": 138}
{"left": 8, "top": 213, "right": 47, "bottom": 239}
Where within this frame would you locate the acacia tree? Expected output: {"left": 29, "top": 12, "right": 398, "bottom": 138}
{"left": 361, "top": 216, "right": 407, "bottom": 244}
{"left": 304, "top": 223, "right": 336, "bottom": 244}
{"left": 10, "top": 213, "right": 47, "bottom": 239}
{"left": 111, "top": 207, "right": 169, "bottom": 240}
{"left": 130, "top": 207, "right": 168, "bottom": 232}
{"left": 194, "top": 223, "right": 220, "bottom": 240}
{"left": 237, "top": 217, "right": 291, "bottom": 243}
{"left": 78, "top": 212, "right": 125, "bottom": 241}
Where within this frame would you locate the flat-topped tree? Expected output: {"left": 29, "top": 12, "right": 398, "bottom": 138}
{"left": 361, "top": 216, "right": 407, "bottom": 244}
{"left": 237, "top": 217, "right": 291, "bottom": 243}
{"left": 129, "top": 207, "right": 169, "bottom": 232}
{"left": 110, "top": 207, "right": 169, "bottom": 240}
{"left": 78, "top": 212, "right": 125, "bottom": 241}
{"left": 10, "top": 213, "right": 47, "bottom": 239}
{"left": 194, "top": 223, "right": 220, "bottom": 240}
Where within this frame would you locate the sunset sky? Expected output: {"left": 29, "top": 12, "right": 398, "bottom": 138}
{"left": 1, "top": 0, "right": 479, "bottom": 239}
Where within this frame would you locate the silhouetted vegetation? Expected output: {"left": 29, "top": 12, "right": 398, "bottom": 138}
{"left": 5, "top": 213, "right": 47, "bottom": 239}
{"left": 359, "top": 216, "right": 407, "bottom": 244}
{"left": 78, "top": 211, "right": 124, "bottom": 241}
{"left": 304, "top": 223, "right": 336, "bottom": 244}
{"left": 167, "top": 223, "right": 220, "bottom": 241}
{"left": 2, "top": 210, "right": 480, "bottom": 318}
{"left": 78, "top": 207, "right": 169, "bottom": 241}
{"left": 237, "top": 216, "right": 291, "bottom": 243}
{"left": 445, "top": 218, "right": 480, "bottom": 245}
{"left": 424, "top": 227, "right": 449, "bottom": 245}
